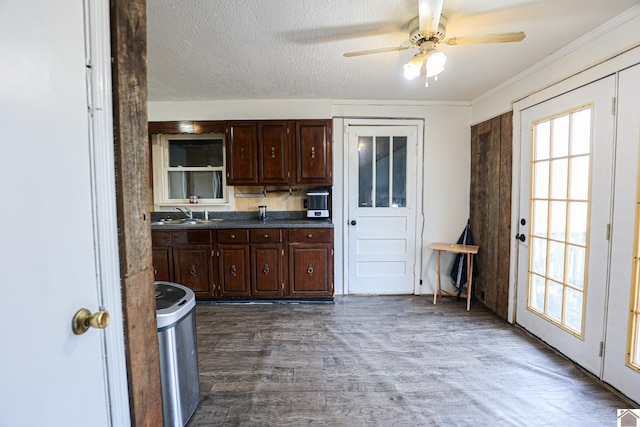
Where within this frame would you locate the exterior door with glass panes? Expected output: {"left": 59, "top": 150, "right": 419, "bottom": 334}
{"left": 603, "top": 64, "right": 640, "bottom": 403}
{"left": 153, "top": 134, "right": 226, "bottom": 207}
{"left": 515, "top": 76, "right": 615, "bottom": 375}
{"left": 347, "top": 123, "right": 420, "bottom": 294}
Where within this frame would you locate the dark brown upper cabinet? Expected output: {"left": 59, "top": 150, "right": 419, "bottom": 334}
{"left": 152, "top": 119, "right": 333, "bottom": 187}
{"left": 258, "top": 121, "right": 291, "bottom": 185}
{"left": 226, "top": 122, "right": 258, "bottom": 185}
{"left": 294, "top": 120, "right": 332, "bottom": 185}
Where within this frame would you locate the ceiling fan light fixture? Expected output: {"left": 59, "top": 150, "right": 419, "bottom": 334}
{"left": 425, "top": 51, "right": 446, "bottom": 78}
{"left": 403, "top": 52, "right": 425, "bottom": 80}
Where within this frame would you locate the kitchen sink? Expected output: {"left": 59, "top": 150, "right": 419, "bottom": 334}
{"left": 151, "top": 219, "right": 223, "bottom": 226}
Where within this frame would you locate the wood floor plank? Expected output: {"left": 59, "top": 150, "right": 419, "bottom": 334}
{"left": 186, "top": 296, "right": 636, "bottom": 426}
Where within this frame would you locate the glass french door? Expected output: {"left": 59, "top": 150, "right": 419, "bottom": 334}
{"left": 604, "top": 64, "right": 640, "bottom": 403}
{"left": 516, "top": 76, "right": 616, "bottom": 375}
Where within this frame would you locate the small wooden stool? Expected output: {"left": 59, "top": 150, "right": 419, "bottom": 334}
{"left": 430, "top": 242, "right": 479, "bottom": 311}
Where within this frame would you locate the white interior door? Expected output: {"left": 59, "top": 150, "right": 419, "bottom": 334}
{"left": 347, "top": 122, "right": 420, "bottom": 294}
{"left": 515, "top": 76, "right": 616, "bottom": 375}
{"left": 603, "top": 64, "right": 640, "bottom": 403}
{"left": 0, "top": 1, "right": 127, "bottom": 425}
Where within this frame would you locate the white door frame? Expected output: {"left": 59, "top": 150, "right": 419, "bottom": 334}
{"left": 86, "top": 0, "right": 131, "bottom": 424}
{"left": 342, "top": 118, "right": 424, "bottom": 295}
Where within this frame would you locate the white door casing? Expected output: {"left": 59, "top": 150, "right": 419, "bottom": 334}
{"left": 0, "top": 1, "right": 129, "bottom": 425}
{"left": 603, "top": 64, "right": 640, "bottom": 403}
{"left": 515, "top": 76, "right": 616, "bottom": 375}
{"left": 346, "top": 120, "right": 422, "bottom": 295}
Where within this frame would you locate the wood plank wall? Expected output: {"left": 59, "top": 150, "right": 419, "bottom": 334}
{"left": 110, "top": 0, "right": 164, "bottom": 424}
{"left": 470, "top": 112, "right": 513, "bottom": 320}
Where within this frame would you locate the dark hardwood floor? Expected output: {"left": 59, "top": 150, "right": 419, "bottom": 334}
{"left": 187, "top": 296, "right": 635, "bottom": 426}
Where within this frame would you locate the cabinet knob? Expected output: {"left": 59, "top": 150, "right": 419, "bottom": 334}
{"left": 153, "top": 268, "right": 158, "bottom": 277}
{"left": 263, "top": 264, "right": 270, "bottom": 275}
{"left": 230, "top": 265, "right": 237, "bottom": 276}
{"left": 307, "top": 264, "right": 314, "bottom": 275}
{"left": 310, "top": 146, "right": 316, "bottom": 159}
{"left": 190, "top": 265, "right": 197, "bottom": 276}
{"left": 264, "top": 234, "right": 269, "bottom": 238}
{"left": 230, "top": 234, "right": 236, "bottom": 239}
{"left": 307, "top": 234, "right": 313, "bottom": 238}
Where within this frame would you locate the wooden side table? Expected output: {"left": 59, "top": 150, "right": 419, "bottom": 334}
{"left": 430, "top": 242, "right": 479, "bottom": 311}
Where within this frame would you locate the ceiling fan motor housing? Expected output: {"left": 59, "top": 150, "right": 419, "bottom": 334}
{"left": 409, "top": 15, "right": 447, "bottom": 45}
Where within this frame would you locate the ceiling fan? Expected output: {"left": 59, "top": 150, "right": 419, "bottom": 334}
{"left": 343, "top": 0, "right": 526, "bottom": 87}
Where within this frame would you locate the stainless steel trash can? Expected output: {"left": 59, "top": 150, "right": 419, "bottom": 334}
{"left": 155, "top": 281, "right": 200, "bottom": 427}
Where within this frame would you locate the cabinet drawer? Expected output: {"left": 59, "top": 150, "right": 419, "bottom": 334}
{"left": 217, "top": 229, "right": 249, "bottom": 243}
{"left": 250, "top": 228, "right": 282, "bottom": 243}
{"left": 151, "top": 230, "right": 172, "bottom": 246}
{"left": 172, "top": 230, "right": 211, "bottom": 245}
{"left": 288, "top": 228, "right": 332, "bottom": 243}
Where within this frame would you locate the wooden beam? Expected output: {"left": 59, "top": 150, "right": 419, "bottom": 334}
{"left": 110, "top": 0, "right": 163, "bottom": 424}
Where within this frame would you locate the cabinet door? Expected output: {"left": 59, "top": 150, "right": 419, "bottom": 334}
{"left": 173, "top": 245, "right": 213, "bottom": 297}
{"left": 258, "top": 121, "right": 291, "bottom": 185}
{"left": 294, "top": 120, "right": 332, "bottom": 185}
{"left": 288, "top": 243, "right": 334, "bottom": 297}
{"left": 218, "top": 244, "right": 251, "bottom": 297}
{"left": 226, "top": 122, "right": 258, "bottom": 185}
{"left": 251, "top": 244, "right": 284, "bottom": 297}
{"left": 152, "top": 247, "right": 173, "bottom": 282}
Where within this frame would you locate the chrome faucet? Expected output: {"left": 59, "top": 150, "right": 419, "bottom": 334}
{"left": 176, "top": 207, "right": 193, "bottom": 219}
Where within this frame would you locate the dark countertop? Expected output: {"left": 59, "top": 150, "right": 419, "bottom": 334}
{"left": 151, "top": 218, "right": 333, "bottom": 230}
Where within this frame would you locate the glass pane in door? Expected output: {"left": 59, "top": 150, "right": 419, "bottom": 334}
{"left": 392, "top": 137, "right": 407, "bottom": 207}
{"left": 527, "top": 107, "right": 592, "bottom": 337}
{"left": 358, "top": 134, "right": 407, "bottom": 208}
{"left": 375, "top": 137, "right": 390, "bottom": 207}
{"left": 358, "top": 136, "right": 373, "bottom": 207}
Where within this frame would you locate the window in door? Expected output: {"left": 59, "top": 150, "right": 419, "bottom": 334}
{"left": 628, "top": 170, "right": 640, "bottom": 371}
{"left": 358, "top": 135, "right": 407, "bottom": 208}
{"left": 153, "top": 133, "right": 227, "bottom": 207}
{"left": 527, "top": 106, "right": 592, "bottom": 337}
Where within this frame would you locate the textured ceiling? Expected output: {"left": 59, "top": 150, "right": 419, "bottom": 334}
{"left": 147, "top": 0, "right": 639, "bottom": 102}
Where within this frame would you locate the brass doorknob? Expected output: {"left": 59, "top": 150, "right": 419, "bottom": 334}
{"left": 72, "top": 308, "right": 110, "bottom": 335}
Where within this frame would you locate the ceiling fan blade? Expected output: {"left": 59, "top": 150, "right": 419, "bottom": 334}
{"left": 343, "top": 45, "right": 411, "bottom": 57}
{"left": 418, "top": 0, "right": 444, "bottom": 37}
{"left": 442, "top": 31, "right": 526, "bottom": 45}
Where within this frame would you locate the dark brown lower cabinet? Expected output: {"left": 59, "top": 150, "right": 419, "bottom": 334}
{"left": 217, "top": 244, "right": 251, "bottom": 297}
{"left": 152, "top": 227, "right": 333, "bottom": 300}
{"left": 287, "top": 228, "right": 334, "bottom": 297}
{"left": 251, "top": 244, "right": 285, "bottom": 296}
{"left": 152, "top": 247, "right": 173, "bottom": 282}
{"left": 288, "top": 243, "right": 333, "bottom": 296}
{"left": 173, "top": 245, "right": 212, "bottom": 296}
{"left": 151, "top": 230, "right": 215, "bottom": 298}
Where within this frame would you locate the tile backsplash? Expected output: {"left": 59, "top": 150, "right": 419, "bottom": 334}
{"left": 233, "top": 186, "right": 306, "bottom": 212}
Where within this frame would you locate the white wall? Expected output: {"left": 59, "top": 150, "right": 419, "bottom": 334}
{"left": 148, "top": 99, "right": 472, "bottom": 295}
{"left": 148, "top": 99, "right": 333, "bottom": 120}
{"left": 471, "top": 7, "right": 640, "bottom": 124}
